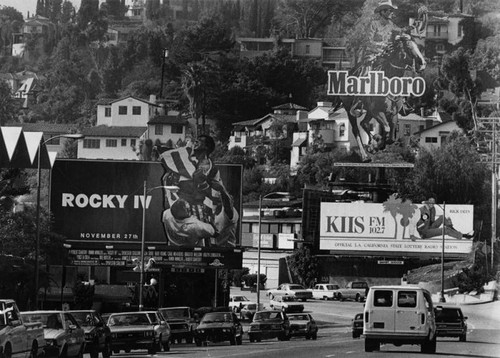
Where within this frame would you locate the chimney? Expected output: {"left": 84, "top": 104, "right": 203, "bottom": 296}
{"left": 149, "top": 94, "right": 157, "bottom": 104}
{"left": 296, "top": 110, "right": 308, "bottom": 121}
{"left": 421, "top": 107, "right": 425, "bottom": 117}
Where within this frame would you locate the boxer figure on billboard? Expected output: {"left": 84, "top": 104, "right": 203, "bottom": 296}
{"left": 160, "top": 135, "right": 238, "bottom": 247}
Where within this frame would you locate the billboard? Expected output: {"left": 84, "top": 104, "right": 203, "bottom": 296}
{"left": 51, "top": 159, "right": 243, "bottom": 250}
{"left": 320, "top": 200, "right": 474, "bottom": 256}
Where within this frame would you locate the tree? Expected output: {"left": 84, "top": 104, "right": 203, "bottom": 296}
{"left": 287, "top": 245, "right": 318, "bottom": 288}
{"left": 0, "top": 81, "right": 17, "bottom": 126}
{"left": 438, "top": 48, "right": 483, "bottom": 132}
{"left": 471, "top": 35, "right": 500, "bottom": 82}
{"left": 274, "top": 0, "right": 363, "bottom": 38}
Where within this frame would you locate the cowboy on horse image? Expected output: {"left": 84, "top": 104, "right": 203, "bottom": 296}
{"left": 331, "top": 0, "right": 428, "bottom": 161}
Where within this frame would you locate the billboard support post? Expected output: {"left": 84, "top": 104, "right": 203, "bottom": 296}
{"left": 257, "top": 195, "right": 262, "bottom": 309}
{"left": 440, "top": 202, "right": 446, "bottom": 303}
{"left": 139, "top": 180, "right": 147, "bottom": 311}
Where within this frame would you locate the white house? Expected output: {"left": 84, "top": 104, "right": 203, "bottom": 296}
{"left": 79, "top": 95, "right": 188, "bottom": 160}
{"left": 415, "top": 120, "right": 463, "bottom": 151}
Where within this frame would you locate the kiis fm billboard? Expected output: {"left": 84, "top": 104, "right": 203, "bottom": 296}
{"left": 51, "top": 159, "right": 242, "bottom": 249}
{"left": 320, "top": 198, "right": 473, "bottom": 256}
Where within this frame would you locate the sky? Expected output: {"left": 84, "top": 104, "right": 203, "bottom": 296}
{"left": 0, "top": 0, "right": 82, "bottom": 18}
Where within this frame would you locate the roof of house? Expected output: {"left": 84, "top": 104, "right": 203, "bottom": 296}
{"left": 4, "top": 122, "right": 79, "bottom": 132}
{"left": 233, "top": 113, "right": 297, "bottom": 128}
{"left": 148, "top": 115, "right": 188, "bottom": 125}
{"left": 413, "top": 119, "right": 459, "bottom": 135}
{"left": 272, "top": 102, "right": 307, "bottom": 111}
{"left": 81, "top": 126, "right": 146, "bottom": 137}
{"left": 96, "top": 95, "right": 157, "bottom": 106}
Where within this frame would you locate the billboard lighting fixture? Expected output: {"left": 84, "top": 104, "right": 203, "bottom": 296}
{"left": 105, "top": 245, "right": 114, "bottom": 249}
{"left": 147, "top": 246, "right": 156, "bottom": 250}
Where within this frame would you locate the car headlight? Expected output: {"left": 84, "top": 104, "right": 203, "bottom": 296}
{"left": 45, "top": 339, "right": 56, "bottom": 347}
{"left": 272, "top": 324, "right": 281, "bottom": 329}
{"left": 198, "top": 329, "right": 205, "bottom": 334}
{"left": 144, "top": 331, "right": 154, "bottom": 337}
{"left": 223, "top": 328, "right": 230, "bottom": 333}
{"left": 111, "top": 333, "right": 117, "bottom": 338}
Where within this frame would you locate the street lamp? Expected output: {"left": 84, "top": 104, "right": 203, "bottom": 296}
{"left": 138, "top": 182, "right": 179, "bottom": 311}
{"left": 35, "top": 133, "right": 84, "bottom": 309}
{"left": 60, "top": 243, "right": 72, "bottom": 309}
{"left": 439, "top": 202, "right": 446, "bottom": 303}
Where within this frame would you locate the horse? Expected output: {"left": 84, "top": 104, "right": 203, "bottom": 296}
{"left": 336, "top": 32, "right": 427, "bottom": 161}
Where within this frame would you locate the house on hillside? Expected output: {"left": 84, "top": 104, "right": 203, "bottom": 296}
{"left": 0, "top": 71, "right": 42, "bottom": 110}
{"left": 414, "top": 119, "right": 463, "bottom": 151}
{"left": 229, "top": 103, "right": 307, "bottom": 165}
{"left": 396, "top": 110, "right": 446, "bottom": 147}
{"left": 79, "top": 95, "right": 188, "bottom": 160}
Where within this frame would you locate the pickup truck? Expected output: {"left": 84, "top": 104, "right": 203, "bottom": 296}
{"left": 336, "top": 281, "right": 369, "bottom": 302}
{"left": 0, "top": 299, "right": 45, "bottom": 358}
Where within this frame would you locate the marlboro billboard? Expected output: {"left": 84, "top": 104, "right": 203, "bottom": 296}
{"left": 320, "top": 200, "right": 473, "bottom": 256}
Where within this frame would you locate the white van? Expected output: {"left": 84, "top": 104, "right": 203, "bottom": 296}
{"left": 363, "top": 285, "right": 437, "bottom": 353}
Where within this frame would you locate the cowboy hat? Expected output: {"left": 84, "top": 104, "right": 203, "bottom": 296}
{"left": 375, "top": 0, "right": 398, "bottom": 13}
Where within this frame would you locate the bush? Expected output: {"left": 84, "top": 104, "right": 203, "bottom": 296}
{"left": 241, "top": 273, "right": 267, "bottom": 288}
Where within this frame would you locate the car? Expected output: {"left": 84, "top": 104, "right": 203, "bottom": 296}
{"left": 268, "top": 283, "right": 313, "bottom": 301}
{"left": 310, "top": 283, "right": 340, "bottom": 300}
{"left": 239, "top": 302, "right": 264, "bottom": 321}
{"left": 158, "top": 306, "right": 197, "bottom": 344}
{"left": 228, "top": 295, "right": 251, "bottom": 312}
{"left": 21, "top": 310, "right": 85, "bottom": 358}
{"left": 270, "top": 295, "right": 304, "bottom": 313}
{"left": 352, "top": 313, "right": 363, "bottom": 338}
{"left": 434, "top": 305, "right": 468, "bottom": 342}
{"left": 288, "top": 313, "right": 318, "bottom": 340}
{"left": 67, "top": 310, "right": 112, "bottom": 358}
{"left": 107, "top": 311, "right": 171, "bottom": 354}
{"left": 193, "top": 311, "right": 243, "bottom": 346}
{"left": 248, "top": 310, "right": 291, "bottom": 342}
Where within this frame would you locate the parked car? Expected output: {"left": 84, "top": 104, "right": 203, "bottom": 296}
{"left": 228, "top": 295, "right": 251, "bottom": 312}
{"left": 363, "top": 285, "right": 437, "bottom": 353}
{"left": 270, "top": 295, "right": 304, "bottom": 313}
{"left": 158, "top": 306, "right": 197, "bottom": 344}
{"left": 337, "top": 281, "right": 369, "bottom": 302}
{"left": 352, "top": 313, "right": 364, "bottom": 338}
{"left": 193, "top": 311, "right": 243, "bottom": 346}
{"left": 248, "top": 310, "right": 291, "bottom": 342}
{"left": 21, "top": 310, "right": 85, "bottom": 358}
{"left": 267, "top": 283, "right": 313, "bottom": 301}
{"left": 288, "top": 313, "right": 318, "bottom": 340}
{"left": 434, "top": 305, "right": 467, "bottom": 342}
{"left": 1, "top": 300, "right": 45, "bottom": 358}
{"left": 239, "top": 302, "right": 264, "bottom": 321}
{"left": 107, "top": 311, "right": 170, "bottom": 354}
{"left": 67, "top": 310, "right": 112, "bottom": 358}
{"left": 309, "top": 283, "right": 340, "bottom": 300}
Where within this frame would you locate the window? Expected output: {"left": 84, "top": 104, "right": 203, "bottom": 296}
{"left": 83, "top": 139, "right": 100, "bottom": 149}
{"left": 404, "top": 124, "right": 411, "bottom": 136}
{"left": 425, "top": 137, "right": 438, "bottom": 143}
{"left": 118, "top": 106, "right": 127, "bottom": 115}
{"left": 398, "top": 291, "right": 417, "bottom": 308}
{"left": 131, "top": 139, "right": 136, "bottom": 147}
{"left": 106, "top": 139, "right": 117, "bottom": 147}
{"left": 171, "top": 124, "right": 183, "bottom": 134}
{"left": 419, "top": 125, "right": 424, "bottom": 132}
{"left": 305, "top": 45, "right": 310, "bottom": 54}
{"left": 155, "top": 125, "right": 163, "bottom": 135}
{"left": 339, "top": 123, "right": 346, "bottom": 137}
{"left": 105, "top": 107, "right": 111, "bottom": 117}
{"left": 373, "top": 290, "right": 393, "bottom": 307}
{"left": 436, "top": 44, "right": 445, "bottom": 53}
{"left": 132, "top": 106, "right": 141, "bottom": 115}
{"left": 121, "top": 139, "right": 127, "bottom": 146}
{"left": 242, "top": 223, "right": 251, "bottom": 233}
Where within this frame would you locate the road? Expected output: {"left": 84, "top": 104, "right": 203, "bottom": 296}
{"left": 103, "top": 288, "right": 500, "bottom": 358}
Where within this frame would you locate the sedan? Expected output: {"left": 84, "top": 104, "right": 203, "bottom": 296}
{"left": 288, "top": 313, "right": 318, "bottom": 340}
{"left": 67, "top": 310, "right": 112, "bottom": 358}
{"left": 352, "top": 313, "right": 363, "bottom": 338}
{"left": 248, "top": 310, "right": 291, "bottom": 342}
{"left": 193, "top": 311, "right": 243, "bottom": 346}
{"left": 21, "top": 311, "right": 85, "bottom": 358}
{"left": 270, "top": 295, "right": 304, "bottom": 313}
{"left": 435, "top": 305, "right": 468, "bottom": 341}
{"left": 107, "top": 311, "right": 170, "bottom": 354}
